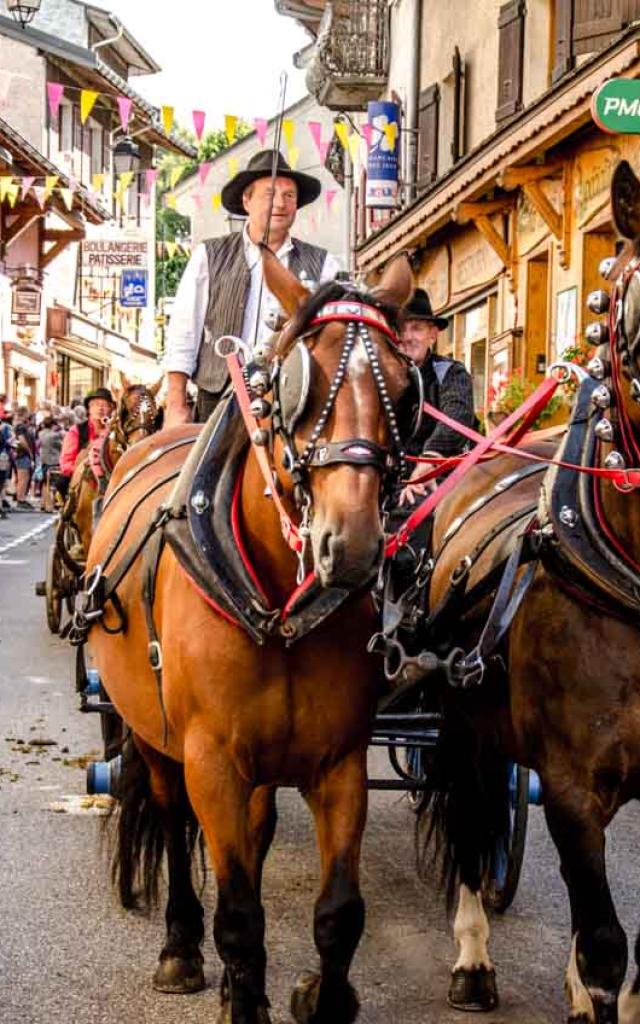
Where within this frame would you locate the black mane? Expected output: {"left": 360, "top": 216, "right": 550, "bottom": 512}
{"left": 289, "top": 279, "right": 401, "bottom": 340}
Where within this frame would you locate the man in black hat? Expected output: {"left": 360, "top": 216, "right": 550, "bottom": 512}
{"left": 60, "top": 387, "right": 114, "bottom": 480}
{"left": 164, "top": 149, "right": 341, "bottom": 425}
{"left": 396, "top": 288, "right": 475, "bottom": 506}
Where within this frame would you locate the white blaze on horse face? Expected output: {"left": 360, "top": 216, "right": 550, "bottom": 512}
{"left": 565, "top": 934, "right": 595, "bottom": 1022}
{"left": 618, "top": 981, "right": 640, "bottom": 1024}
{"left": 348, "top": 335, "right": 369, "bottom": 380}
{"left": 452, "top": 885, "right": 492, "bottom": 971}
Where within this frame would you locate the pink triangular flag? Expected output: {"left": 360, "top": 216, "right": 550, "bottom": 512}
{"left": 33, "top": 186, "right": 47, "bottom": 209}
{"left": 141, "top": 191, "right": 151, "bottom": 210}
{"left": 47, "top": 83, "right": 64, "bottom": 122}
{"left": 308, "top": 121, "right": 323, "bottom": 150}
{"left": 192, "top": 110, "right": 206, "bottom": 141}
{"left": 68, "top": 175, "right": 78, "bottom": 193}
{"left": 254, "top": 117, "right": 268, "bottom": 146}
{"left": 144, "top": 168, "right": 159, "bottom": 193}
{"left": 198, "top": 162, "right": 212, "bottom": 185}
{"left": 192, "top": 193, "right": 203, "bottom": 210}
{"left": 318, "top": 141, "right": 329, "bottom": 164}
{"left": 362, "top": 124, "right": 374, "bottom": 150}
{"left": 325, "top": 189, "right": 337, "bottom": 210}
{"left": 117, "top": 96, "right": 133, "bottom": 133}
{"left": 20, "top": 176, "right": 35, "bottom": 200}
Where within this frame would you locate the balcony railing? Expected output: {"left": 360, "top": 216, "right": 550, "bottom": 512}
{"left": 306, "top": 0, "right": 389, "bottom": 111}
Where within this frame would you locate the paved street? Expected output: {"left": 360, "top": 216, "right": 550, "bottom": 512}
{"left": 2, "top": 511, "right": 640, "bottom": 1024}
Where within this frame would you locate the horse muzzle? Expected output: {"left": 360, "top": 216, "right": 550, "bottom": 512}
{"left": 312, "top": 520, "right": 384, "bottom": 590}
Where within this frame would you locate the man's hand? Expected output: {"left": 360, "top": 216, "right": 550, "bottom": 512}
{"left": 165, "top": 371, "right": 191, "bottom": 428}
{"left": 398, "top": 456, "right": 439, "bottom": 507}
{"left": 165, "top": 402, "right": 192, "bottom": 428}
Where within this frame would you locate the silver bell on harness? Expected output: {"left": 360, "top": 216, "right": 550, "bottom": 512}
{"left": 587, "top": 289, "right": 611, "bottom": 314}
{"left": 249, "top": 369, "right": 270, "bottom": 397}
{"left": 585, "top": 322, "right": 609, "bottom": 345}
{"left": 600, "top": 256, "right": 617, "bottom": 279}
{"left": 250, "top": 398, "right": 272, "bottom": 419}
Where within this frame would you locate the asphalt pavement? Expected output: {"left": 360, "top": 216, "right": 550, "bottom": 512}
{"left": 2, "top": 509, "right": 640, "bottom": 1024}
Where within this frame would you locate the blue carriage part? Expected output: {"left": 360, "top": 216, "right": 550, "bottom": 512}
{"left": 84, "top": 668, "right": 101, "bottom": 697}
{"left": 87, "top": 755, "right": 122, "bottom": 796}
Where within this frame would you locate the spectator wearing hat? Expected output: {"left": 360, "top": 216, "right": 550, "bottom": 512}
{"left": 60, "top": 387, "right": 114, "bottom": 480}
{"left": 164, "top": 148, "right": 341, "bottom": 425}
{"left": 395, "top": 288, "right": 475, "bottom": 507}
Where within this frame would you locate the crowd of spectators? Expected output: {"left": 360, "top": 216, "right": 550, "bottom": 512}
{"left": 0, "top": 393, "right": 89, "bottom": 518}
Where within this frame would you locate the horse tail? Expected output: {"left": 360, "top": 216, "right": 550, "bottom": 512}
{"left": 415, "top": 690, "right": 510, "bottom": 913}
{"left": 109, "top": 739, "right": 203, "bottom": 911}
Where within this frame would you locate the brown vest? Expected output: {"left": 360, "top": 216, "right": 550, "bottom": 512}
{"left": 193, "top": 231, "right": 328, "bottom": 394}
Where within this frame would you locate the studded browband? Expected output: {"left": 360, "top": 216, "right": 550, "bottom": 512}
{"left": 309, "top": 301, "right": 400, "bottom": 346}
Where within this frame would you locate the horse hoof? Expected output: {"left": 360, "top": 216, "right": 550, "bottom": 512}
{"left": 152, "top": 955, "right": 205, "bottom": 994}
{"left": 217, "top": 1000, "right": 271, "bottom": 1024}
{"left": 290, "top": 972, "right": 360, "bottom": 1024}
{"left": 448, "top": 967, "right": 499, "bottom": 1012}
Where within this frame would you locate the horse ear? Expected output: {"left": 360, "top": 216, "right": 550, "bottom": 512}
{"left": 119, "top": 370, "right": 132, "bottom": 392}
{"left": 148, "top": 375, "right": 163, "bottom": 398}
{"left": 612, "top": 160, "right": 640, "bottom": 240}
{"left": 371, "top": 252, "right": 413, "bottom": 309}
{"left": 260, "top": 244, "right": 309, "bottom": 318}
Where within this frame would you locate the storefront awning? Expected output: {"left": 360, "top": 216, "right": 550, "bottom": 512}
{"left": 51, "top": 335, "right": 111, "bottom": 369}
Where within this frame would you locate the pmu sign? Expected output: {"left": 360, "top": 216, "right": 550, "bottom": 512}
{"left": 592, "top": 78, "right": 640, "bottom": 134}
{"left": 120, "top": 269, "right": 148, "bottom": 308}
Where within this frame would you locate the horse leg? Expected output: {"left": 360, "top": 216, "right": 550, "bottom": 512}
{"left": 619, "top": 931, "right": 640, "bottom": 1024}
{"left": 184, "top": 749, "right": 271, "bottom": 1024}
{"left": 544, "top": 791, "right": 627, "bottom": 1024}
{"left": 291, "top": 750, "right": 366, "bottom": 1024}
{"left": 448, "top": 882, "right": 497, "bottom": 1012}
{"left": 134, "top": 738, "right": 206, "bottom": 994}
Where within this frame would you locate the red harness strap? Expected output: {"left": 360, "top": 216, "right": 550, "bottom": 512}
{"left": 308, "top": 301, "right": 400, "bottom": 346}
{"left": 226, "top": 352, "right": 303, "bottom": 554}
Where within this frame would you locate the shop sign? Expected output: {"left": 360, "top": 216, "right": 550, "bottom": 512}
{"left": 366, "top": 101, "right": 400, "bottom": 209}
{"left": 592, "top": 79, "right": 640, "bottom": 134}
{"left": 573, "top": 145, "right": 619, "bottom": 225}
{"left": 82, "top": 237, "right": 148, "bottom": 270}
{"left": 11, "top": 283, "right": 41, "bottom": 326}
{"left": 418, "top": 245, "right": 449, "bottom": 312}
{"left": 451, "top": 225, "right": 503, "bottom": 296}
{"left": 517, "top": 179, "right": 563, "bottom": 254}
{"left": 120, "top": 269, "right": 148, "bottom": 308}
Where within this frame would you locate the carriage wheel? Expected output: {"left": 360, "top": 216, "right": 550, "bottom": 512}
{"left": 45, "top": 544, "right": 63, "bottom": 634}
{"left": 484, "top": 763, "right": 529, "bottom": 914}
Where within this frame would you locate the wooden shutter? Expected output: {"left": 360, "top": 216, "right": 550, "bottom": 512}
{"left": 552, "top": 0, "right": 574, "bottom": 81}
{"left": 451, "top": 47, "right": 465, "bottom": 164}
{"left": 496, "top": 0, "right": 525, "bottom": 124}
{"left": 417, "top": 83, "right": 439, "bottom": 191}
{"left": 622, "top": 0, "right": 640, "bottom": 22}
{"left": 573, "top": 0, "right": 623, "bottom": 53}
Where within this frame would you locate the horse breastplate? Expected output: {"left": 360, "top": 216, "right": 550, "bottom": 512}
{"left": 539, "top": 376, "right": 640, "bottom": 617}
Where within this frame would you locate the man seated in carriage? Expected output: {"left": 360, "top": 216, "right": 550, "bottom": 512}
{"left": 163, "top": 148, "right": 341, "bottom": 426}
{"left": 59, "top": 387, "right": 115, "bottom": 489}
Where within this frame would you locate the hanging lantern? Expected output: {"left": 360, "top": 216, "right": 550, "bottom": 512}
{"left": 113, "top": 137, "right": 141, "bottom": 175}
{"left": 6, "top": 0, "right": 41, "bottom": 28}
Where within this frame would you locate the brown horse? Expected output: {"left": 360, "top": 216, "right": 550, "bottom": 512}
{"left": 59, "top": 379, "right": 162, "bottom": 564}
{"left": 415, "top": 161, "right": 640, "bottom": 1024}
{"left": 84, "top": 251, "right": 414, "bottom": 1023}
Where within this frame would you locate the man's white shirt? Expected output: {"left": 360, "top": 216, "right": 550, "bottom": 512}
{"left": 164, "top": 224, "right": 341, "bottom": 377}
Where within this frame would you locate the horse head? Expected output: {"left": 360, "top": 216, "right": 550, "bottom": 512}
{"left": 260, "top": 248, "right": 414, "bottom": 589}
{"left": 111, "top": 378, "right": 163, "bottom": 450}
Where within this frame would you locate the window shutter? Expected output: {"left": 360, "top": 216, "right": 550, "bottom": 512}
{"left": 451, "top": 46, "right": 465, "bottom": 164}
{"left": 552, "top": 0, "right": 574, "bottom": 81}
{"left": 496, "top": 0, "right": 525, "bottom": 124}
{"left": 417, "top": 83, "right": 439, "bottom": 191}
{"left": 573, "top": 0, "right": 623, "bottom": 53}
{"left": 623, "top": 0, "right": 640, "bottom": 23}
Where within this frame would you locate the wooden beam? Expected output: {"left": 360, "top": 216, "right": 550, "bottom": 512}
{"left": 474, "top": 214, "right": 510, "bottom": 267}
{"left": 454, "top": 196, "right": 517, "bottom": 222}
{"left": 498, "top": 162, "right": 563, "bottom": 188}
{"left": 4, "top": 210, "right": 42, "bottom": 250}
{"left": 523, "top": 181, "right": 562, "bottom": 240}
{"left": 41, "top": 227, "right": 84, "bottom": 269}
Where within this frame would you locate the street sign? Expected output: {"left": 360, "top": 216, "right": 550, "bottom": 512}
{"left": 592, "top": 78, "right": 640, "bottom": 134}
{"left": 120, "top": 269, "right": 148, "bottom": 308}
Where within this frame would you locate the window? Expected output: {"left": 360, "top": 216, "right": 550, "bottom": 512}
{"left": 58, "top": 102, "right": 73, "bottom": 155}
{"left": 90, "top": 124, "right": 104, "bottom": 179}
{"left": 552, "top": 0, "right": 637, "bottom": 82}
{"left": 496, "top": 0, "right": 526, "bottom": 124}
{"left": 417, "top": 83, "right": 439, "bottom": 191}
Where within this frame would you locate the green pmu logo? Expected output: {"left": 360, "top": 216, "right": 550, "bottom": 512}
{"left": 592, "top": 79, "right": 640, "bottom": 134}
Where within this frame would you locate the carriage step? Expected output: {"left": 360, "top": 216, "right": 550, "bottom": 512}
{"left": 87, "top": 756, "right": 122, "bottom": 797}
{"left": 35, "top": 580, "right": 46, "bottom": 597}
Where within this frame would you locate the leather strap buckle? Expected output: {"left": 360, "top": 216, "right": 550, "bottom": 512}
{"left": 148, "top": 640, "right": 163, "bottom": 672}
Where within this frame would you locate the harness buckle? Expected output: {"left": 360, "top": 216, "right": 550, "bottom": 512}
{"left": 148, "top": 640, "right": 163, "bottom": 672}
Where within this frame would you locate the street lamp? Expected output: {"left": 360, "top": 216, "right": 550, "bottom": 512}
{"left": 113, "top": 136, "right": 141, "bottom": 175}
{"left": 6, "top": 0, "right": 41, "bottom": 28}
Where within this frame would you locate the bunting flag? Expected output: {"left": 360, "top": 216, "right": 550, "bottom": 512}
{"left": 254, "top": 117, "right": 268, "bottom": 146}
{"left": 224, "top": 114, "right": 238, "bottom": 145}
{"left": 282, "top": 119, "right": 295, "bottom": 148}
{"left": 60, "top": 187, "right": 74, "bottom": 211}
{"left": 32, "top": 186, "right": 47, "bottom": 210}
{"left": 335, "top": 122, "right": 350, "bottom": 152}
{"left": 118, "top": 171, "right": 134, "bottom": 193}
{"left": 308, "top": 120, "right": 323, "bottom": 151}
{"left": 192, "top": 109, "right": 206, "bottom": 141}
{"left": 361, "top": 123, "right": 374, "bottom": 150}
{"left": 287, "top": 146, "right": 300, "bottom": 170}
{"left": 161, "top": 105, "right": 174, "bottom": 135}
{"left": 44, "top": 175, "right": 59, "bottom": 197}
{"left": 68, "top": 175, "right": 78, "bottom": 193}
{"left": 317, "top": 141, "right": 329, "bottom": 164}
{"left": 212, "top": 193, "right": 222, "bottom": 212}
{"left": 80, "top": 89, "right": 99, "bottom": 125}
{"left": 198, "top": 162, "right": 212, "bottom": 185}
{"left": 325, "top": 189, "right": 337, "bottom": 211}
{"left": 20, "top": 176, "right": 35, "bottom": 200}
{"left": 117, "top": 96, "right": 133, "bottom": 133}
{"left": 169, "top": 165, "right": 184, "bottom": 190}
{"left": 192, "top": 193, "right": 203, "bottom": 209}
{"left": 228, "top": 157, "right": 239, "bottom": 177}
{"left": 144, "top": 168, "right": 159, "bottom": 192}
{"left": 91, "top": 172, "right": 105, "bottom": 192}
{"left": 348, "top": 133, "right": 361, "bottom": 163}
{"left": 47, "top": 82, "right": 64, "bottom": 122}
{"left": 6, "top": 182, "right": 18, "bottom": 208}
{"left": 165, "top": 192, "right": 177, "bottom": 209}
{"left": 165, "top": 241, "right": 178, "bottom": 259}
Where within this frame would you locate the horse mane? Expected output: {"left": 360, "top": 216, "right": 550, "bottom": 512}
{"left": 287, "top": 280, "right": 401, "bottom": 347}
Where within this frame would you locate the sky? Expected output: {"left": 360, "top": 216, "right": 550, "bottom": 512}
{"left": 105, "top": 0, "right": 311, "bottom": 133}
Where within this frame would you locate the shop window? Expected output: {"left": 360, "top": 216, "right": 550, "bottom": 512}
{"left": 462, "top": 302, "right": 488, "bottom": 411}
{"left": 496, "top": 0, "right": 526, "bottom": 124}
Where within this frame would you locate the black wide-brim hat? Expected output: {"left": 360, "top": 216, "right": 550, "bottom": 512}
{"left": 221, "top": 148, "right": 322, "bottom": 216}
{"left": 402, "top": 288, "right": 448, "bottom": 330}
{"left": 84, "top": 387, "right": 115, "bottom": 410}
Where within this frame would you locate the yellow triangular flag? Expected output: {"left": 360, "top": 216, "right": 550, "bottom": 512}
{"left": 228, "top": 157, "right": 239, "bottom": 177}
{"left": 335, "top": 122, "right": 350, "bottom": 152}
{"left": 80, "top": 89, "right": 98, "bottom": 124}
{"left": 0, "top": 176, "right": 12, "bottom": 202}
{"left": 348, "top": 133, "right": 361, "bottom": 163}
{"left": 45, "top": 175, "right": 59, "bottom": 197}
{"left": 283, "top": 119, "right": 295, "bottom": 148}
{"left": 60, "top": 187, "right": 74, "bottom": 211}
{"left": 162, "top": 105, "right": 174, "bottom": 135}
{"left": 224, "top": 114, "right": 238, "bottom": 144}
{"left": 287, "top": 146, "right": 300, "bottom": 170}
{"left": 91, "top": 172, "right": 105, "bottom": 192}
{"left": 212, "top": 192, "right": 222, "bottom": 212}
{"left": 118, "top": 171, "right": 134, "bottom": 192}
{"left": 165, "top": 241, "right": 178, "bottom": 259}
{"left": 7, "top": 182, "right": 19, "bottom": 207}
{"left": 165, "top": 192, "right": 177, "bottom": 210}
{"left": 169, "top": 165, "right": 183, "bottom": 190}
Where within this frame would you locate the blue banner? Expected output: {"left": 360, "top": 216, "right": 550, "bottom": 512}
{"left": 366, "top": 101, "right": 400, "bottom": 209}
{"left": 120, "top": 269, "right": 148, "bottom": 308}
